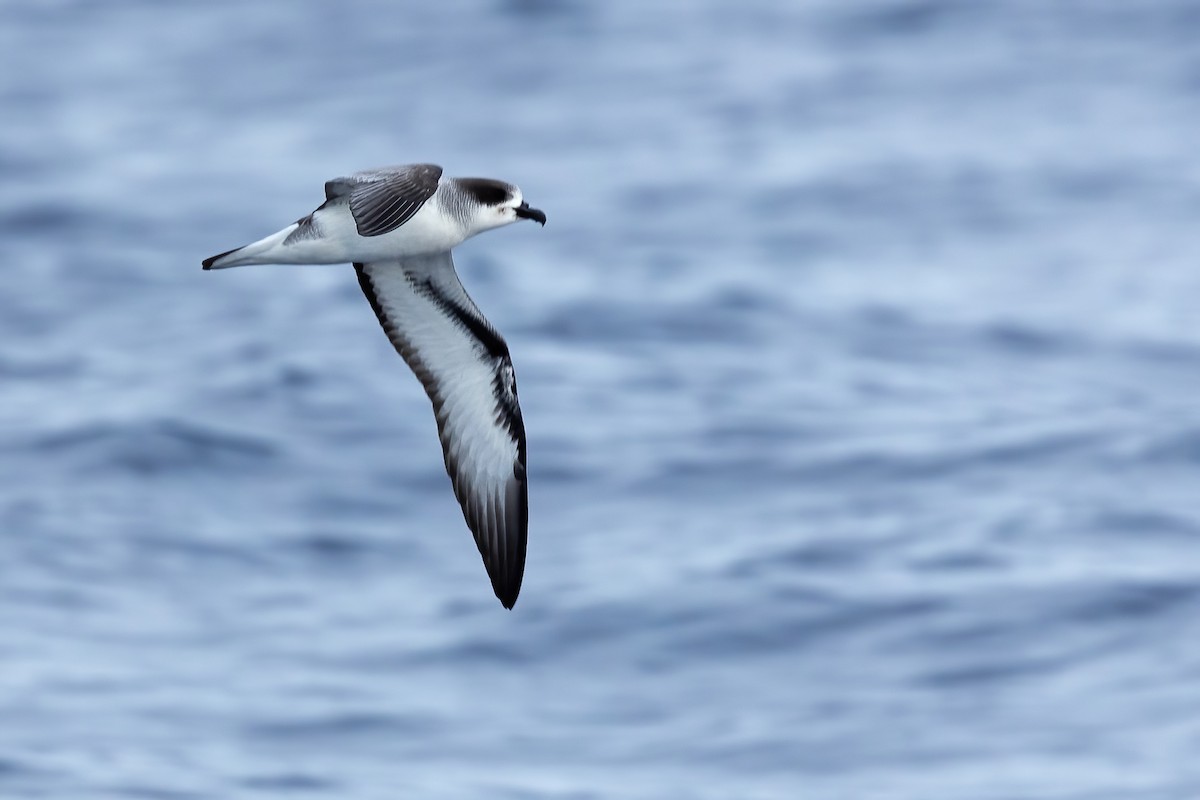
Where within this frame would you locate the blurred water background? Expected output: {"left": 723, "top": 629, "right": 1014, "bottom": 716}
{"left": 3, "top": 1, "right": 1200, "bottom": 797}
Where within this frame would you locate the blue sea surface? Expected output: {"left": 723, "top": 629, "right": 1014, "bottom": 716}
{"left": 3, "top": 1, "right": 1200, "bottom": 797}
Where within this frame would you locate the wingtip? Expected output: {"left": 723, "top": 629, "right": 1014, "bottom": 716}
{"left": 494, "top": 577, "right": 522, "bottom": 610}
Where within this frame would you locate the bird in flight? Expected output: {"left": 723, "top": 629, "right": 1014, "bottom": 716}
{"left": 203, "top": 163, "right": 546, "bottom": 608}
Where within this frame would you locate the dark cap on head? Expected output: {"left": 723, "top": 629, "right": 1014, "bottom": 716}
{"left": 457, "top": 178, "right": 513, "bottom": 207}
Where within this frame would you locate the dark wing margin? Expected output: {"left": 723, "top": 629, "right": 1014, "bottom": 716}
{"left": 353, "top": 256, "right": 527, "bottom": 608}
{"left": 325, "top": 163, "right": 443, "bottom": 238}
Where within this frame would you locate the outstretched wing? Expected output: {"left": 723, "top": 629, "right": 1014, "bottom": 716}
{"left": 354, "top": 253, "right": 527, "bottom": 608}
{"left": 325, "top": 164, "right": 443, "bottom": 238}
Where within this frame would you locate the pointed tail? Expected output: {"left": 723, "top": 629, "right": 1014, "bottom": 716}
{"left": 202, "top": 246, "right": 244, "bottom": 270}
{"left": 201, "top": 223, "right": 300, "bottom": 270}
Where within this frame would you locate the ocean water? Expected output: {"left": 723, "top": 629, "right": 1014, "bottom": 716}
{"left": 3, "top": 1, "right": 1200, "bottom": 797}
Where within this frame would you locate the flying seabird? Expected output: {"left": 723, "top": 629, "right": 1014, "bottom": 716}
{"left": 202, "top": 163, "right": 546, "bottom": 609}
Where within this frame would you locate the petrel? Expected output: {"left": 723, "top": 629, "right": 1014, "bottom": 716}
{"left": 202, "top": 163, "right": 546, "bottom": 609}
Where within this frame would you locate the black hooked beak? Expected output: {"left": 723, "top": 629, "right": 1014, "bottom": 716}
{"left": 514, "top": 201, "right": 547, "bottom": 226}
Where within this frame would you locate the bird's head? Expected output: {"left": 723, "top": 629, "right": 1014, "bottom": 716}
{"left": 455, "top": 178, "right": 547, "bottom": 236}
